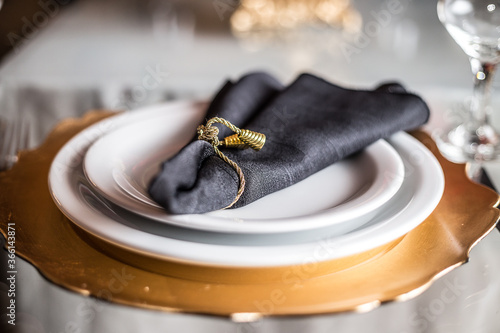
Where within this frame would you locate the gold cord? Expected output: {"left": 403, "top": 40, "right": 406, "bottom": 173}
{"left": 197, "top": 117, "right": 265, "bottom": 209}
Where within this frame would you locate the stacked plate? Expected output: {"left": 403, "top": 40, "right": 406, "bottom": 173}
{"left": 48, "top": 100, "right": 445, "bottom": 268}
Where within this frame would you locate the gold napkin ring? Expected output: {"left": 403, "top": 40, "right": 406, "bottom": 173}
{"left": 197, "top": 117, "right": 265, "bottom": 209}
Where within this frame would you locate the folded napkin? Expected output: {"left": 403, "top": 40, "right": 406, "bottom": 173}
{"left": 148, "top": 73, "right": 430, "bottom": 214}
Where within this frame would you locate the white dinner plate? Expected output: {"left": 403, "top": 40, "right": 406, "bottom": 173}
{"left": 83, "top": 100, "right": 405, "bottom": 234}
{"left": 49, "top": 101, "right": 445, "bottom": 267}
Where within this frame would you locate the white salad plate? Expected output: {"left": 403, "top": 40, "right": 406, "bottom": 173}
{"left": 82, "top": 100, "right": 405, "bottom": 234}
{"left": 48, "top": 101, "right": 445, "bottom": 267}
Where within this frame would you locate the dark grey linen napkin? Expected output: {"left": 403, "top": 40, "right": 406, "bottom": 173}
{"left": 148, "top": 72, "right": 430, "bottom": 214}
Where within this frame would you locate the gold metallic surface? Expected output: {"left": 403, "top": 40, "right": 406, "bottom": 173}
{"left": 0, "top": 112, "right": 499, "bottom": 317}
{"left": 221, "top": 130, "right": 266, "bottom": 151}
{"left": 197, "top": 117, "right": 266, "bottom": 208}
{"left": 238, "top": 129, "right": 266, "bottom": 151}
{"left": 77, "top": 227, "right": 402, "bottom": 285}
{"left": 198, "top": 116, "right": 266, "bottom": 151}
{"left": 221, "top": 133, "right": 249, "bottom": 149}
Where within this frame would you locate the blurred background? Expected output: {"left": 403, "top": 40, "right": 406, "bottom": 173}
{"left": 0, "top": 0, "right": 495, "bottom": 146}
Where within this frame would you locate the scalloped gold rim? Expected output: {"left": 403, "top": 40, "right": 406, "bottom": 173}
{"left": 1, "top": 112, "right": 498, "bottom": 317}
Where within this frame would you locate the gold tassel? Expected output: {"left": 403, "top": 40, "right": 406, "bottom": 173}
{"left": 221, "top": 130, "right": 266, "bottom": 151}
{"left": 239, "top": 129, "right": 266, "bottom": 151}
{"left": 196, "top": 117, "right": 266, "bottom": 209}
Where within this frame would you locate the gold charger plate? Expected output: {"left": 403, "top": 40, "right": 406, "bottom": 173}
{"left": 0, "top": 111, "right": 499, "bottom": 317}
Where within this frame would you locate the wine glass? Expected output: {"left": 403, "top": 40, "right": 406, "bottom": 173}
{"left": 436, "top": 0, "right": 500, "bottom": 162}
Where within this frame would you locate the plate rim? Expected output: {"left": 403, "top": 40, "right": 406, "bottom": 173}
{"left": 4, "top": 110, "right": 498, "bottom": 316}
{"left": 48, "top": 102, "right": 445, "bottom": 267}
{"left": 82, "top": 100, "right": 405, "bottom": 234}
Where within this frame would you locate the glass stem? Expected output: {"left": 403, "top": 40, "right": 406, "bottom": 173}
{"left": 469, "top": 58, "right": 497, "bottom": 127}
